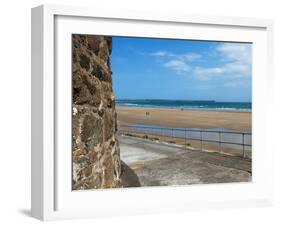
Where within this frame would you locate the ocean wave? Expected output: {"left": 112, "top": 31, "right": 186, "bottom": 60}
{"left": 181, "top": 107, "right": 251, "bottom": 112}
{"left": 214, "top": 107, "right": 251, "bottom": 112}
{"left": 121, "top": 103, "right": 140, "bottom": 106}
{"left": 116, "top": 102, "right": 251, "bottom": 112}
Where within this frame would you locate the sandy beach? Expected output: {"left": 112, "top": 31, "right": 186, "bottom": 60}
{"left": 116, "top": 106, "right": 251, "bottom": 132}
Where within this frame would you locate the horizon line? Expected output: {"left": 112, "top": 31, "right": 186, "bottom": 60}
{"left": 116, "top": 99, "right": 252, "bottom": 103}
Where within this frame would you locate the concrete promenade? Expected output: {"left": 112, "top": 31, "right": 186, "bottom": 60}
{"left": 119, "top": 135, "right": 251, "bottom": 187}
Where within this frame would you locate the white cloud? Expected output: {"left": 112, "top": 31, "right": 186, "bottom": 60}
{"left": 163, "top": 60, "right": 191, "bottom": 74}
{"left": 181, "top": 53, "right": 202, "bottom": 61}
{"left": 217, "top": 43, "right": 251, "bottom": 65}
{"left": 150, "top": 43, "right": 251, "bottom": 83}
{"left": 193, "top": 67, "right": 223, "bottom": 80}
{"left": 150, "top": 50, "right": 201, "bottom": 74}
{"left": 193, "top": 43, "right": 252, "bottom": 80}
{"left": 151, "top": 51, "right": 169, "bottom": 57}
{"left": 151, "top": 51, "right": 201, "bottom": 61}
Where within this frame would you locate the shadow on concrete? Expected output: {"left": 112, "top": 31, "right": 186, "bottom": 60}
{"left": 121, "top": 161, "right": 141, "bottom": 187}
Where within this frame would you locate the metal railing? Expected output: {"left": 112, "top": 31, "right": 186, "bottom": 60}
{"left": 118, "top": 125, "right": 252, "bottom": 158}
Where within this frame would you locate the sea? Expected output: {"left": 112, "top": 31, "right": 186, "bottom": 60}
{"left": 116, "top": 100, "right": 252, "bottom": 112}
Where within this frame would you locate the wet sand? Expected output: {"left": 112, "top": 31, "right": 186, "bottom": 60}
{"left": 116, "top": 106, "right": 251, "bottom": 132}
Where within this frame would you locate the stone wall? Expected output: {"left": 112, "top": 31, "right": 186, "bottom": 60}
{"left": 72, "top": 34, "right": 122, "bottom": 189}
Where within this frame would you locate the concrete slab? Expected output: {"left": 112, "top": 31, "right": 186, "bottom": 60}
{"left": 119, "top": 135, "right": 251, "bottom": 187}
{"left": 120, "top": 135, "right": 187, "bottom": 165}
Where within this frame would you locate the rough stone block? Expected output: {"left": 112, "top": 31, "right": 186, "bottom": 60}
{"left": 72, "top": 34, "right": 122, "bottom": 189}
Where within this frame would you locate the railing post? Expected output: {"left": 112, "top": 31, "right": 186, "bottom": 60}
{"left": 242, "top": 133, "right": 245, "bottom": 158}
{"left": 200, "top": 131, "right": 203, "bottom": 151}
{"left": 219, "top": 131, "right": 221, "bottom": 153}
{"left": 185, "top": 128, "right": 187, "bottom": 150}
{"left": 144, "top": 127, "right": 146, "bottom": 137}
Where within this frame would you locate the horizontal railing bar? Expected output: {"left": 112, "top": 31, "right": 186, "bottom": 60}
{"left": 118, "top": 125, "right": 252, "bottom": 135}
{"left": 120, "top": 132, "right": 251, "bottom": 146}
{"left": 118, "top": 124, "right": 252, "bottom": 159}
{"left": 193, "top": 138, "right": 252, "bottom": 146}
{"left": 118, "top": 127, "right": 252, "bottom": 147}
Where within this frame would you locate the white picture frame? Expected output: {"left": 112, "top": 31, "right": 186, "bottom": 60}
{"left": 31, "top": 4, "right": 274, "bottom": 221}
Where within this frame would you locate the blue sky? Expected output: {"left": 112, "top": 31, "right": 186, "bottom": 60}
{"left": 111, "top": 37, "right": 252, "bottom": 102}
